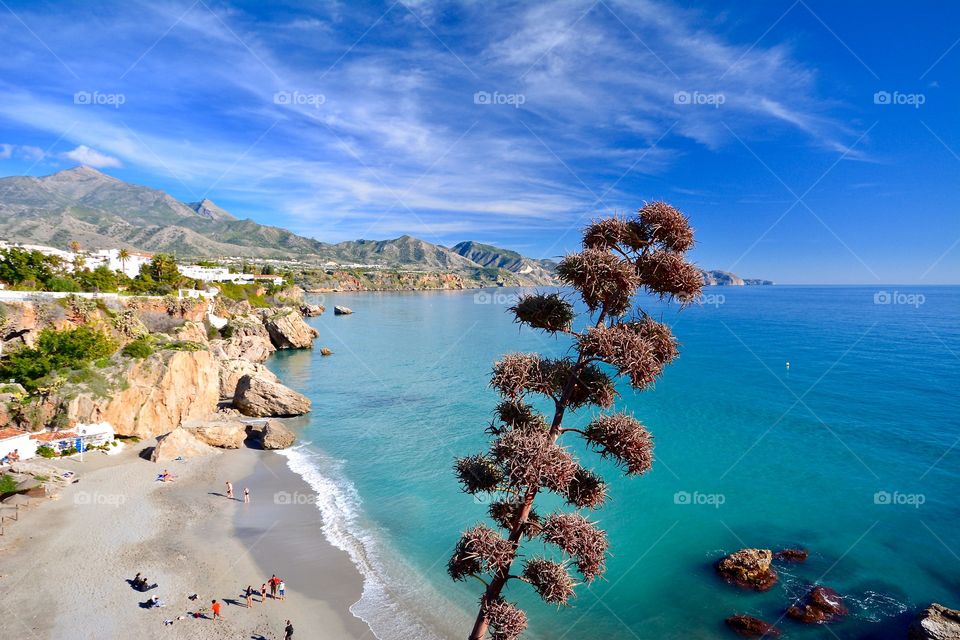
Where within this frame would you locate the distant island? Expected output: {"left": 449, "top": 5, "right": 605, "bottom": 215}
{"left": 0, "top": 166, "right": 772, "bottom": 291}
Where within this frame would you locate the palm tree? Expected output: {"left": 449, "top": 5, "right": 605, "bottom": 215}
{"left": 118, "top": 248, "right": 130, "bottom": 276}
{"left": 68, "top": 240, "right": 81, "bottom": 254}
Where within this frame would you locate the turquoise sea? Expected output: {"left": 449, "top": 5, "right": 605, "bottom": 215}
{"left": 270, "top": 286, "right": 959, "bottom": 639}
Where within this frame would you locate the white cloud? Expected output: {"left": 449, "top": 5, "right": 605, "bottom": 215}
{"left": 0, "top": 143, "right": 11, "bottom": 159}
{"left": 58, "top": 145, "right": 122, "bottom": 168}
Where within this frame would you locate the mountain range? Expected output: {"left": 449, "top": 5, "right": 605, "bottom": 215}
{"left": 0, "top": 166, "right": 770, "bottom": 286}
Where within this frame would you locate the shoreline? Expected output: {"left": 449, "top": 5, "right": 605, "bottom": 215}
{"left": 0, "top": 441, "right": 369, "bottom": 639}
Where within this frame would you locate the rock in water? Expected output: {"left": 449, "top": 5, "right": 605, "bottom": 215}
{"left": 724, "top": 615, "right": 781, "bottom": 638}
{"left": 716, "top": 549, "right": 778, "bottom": 591}
{"left": 151, "top": 427, "right": 217, "bottom": 462}
{"left": 262, "top": 308, "right": 319, "bottom": 349}
{"left": 909, "top": 604, "right": 960, "bottom": 640}
{"left": 320, "top": 347, "right": 332, "bottom": 356}
{"left": 773, "top": 548, "right": 808, "bottom": 562}
{"left": 786, "top": 586, "right": 848, "bottom": 624}
{"left": 334, "top": 305, "right": 353, "bottom": 315}
{"left": 233, "top": 374, "right": 311, "bottom": 417}
{"left": 300, "top": 304, "right": 325, "bottom": 317}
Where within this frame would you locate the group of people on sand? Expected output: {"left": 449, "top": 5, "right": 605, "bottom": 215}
{"left": 245, "top": 574, "right": 286, "bottom": 607}
{"left": 1, "top": 448, "right": 20, "bottom": 465}
{"left": 225, "top": 480, "right": 250, "bottom": 503}
{"left": 132, "top": 572, "right": 294, "bottom": 637}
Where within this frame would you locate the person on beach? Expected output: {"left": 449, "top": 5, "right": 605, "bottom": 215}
{"left": 285, "top": 620, "right": 294, "bottom": 639}
{"left": 278, "top": 580, "right": 286, "bottom": 601}
{"left": 245, "top": 585, "right": 254, "bottom": 608}
{"left": 244, "top": 487, "right": 250, "bottom": 504}
{"left": 226, "top": 481, "right": 234, "bottom": 500}
{"left": 260, "top": 583, "right": 267, "bottom": 603}
{"left": 269, "top": 574, "right": 278, "bottom": 599}
{"left": 211, "top": 599, "right": 222, "bottom": 620}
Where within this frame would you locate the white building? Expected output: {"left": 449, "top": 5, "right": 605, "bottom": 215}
{"left": 86, "top": 249, "right": 153, "bottom": 278}
{"left": 0, "top": 427, "right": 37, "bottom": 462}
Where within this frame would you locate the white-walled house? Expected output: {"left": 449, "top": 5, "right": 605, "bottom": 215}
{"left": 0, "top": 427, "right": 37, "bottom": 462}
{"left": 86, "top": 249, "right": 153, "bottom": 278}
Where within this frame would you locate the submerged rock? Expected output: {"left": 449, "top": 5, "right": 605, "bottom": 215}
{"left": 909, "top": 604, "right": 960, "bottom": 640}
{"left": 151, "top": 426, "right": 217, "bottom": 462}
{"left": 724, "top": 615, "right": 780, "bottom": 638}
{"left": 773, "top": 548, "right": 808, "bottom": 562}
{"left": 786, "top": 586, "right": 848, "bottom": 624}
{"left": 333, "top": 305, "right": 353, "bottom": 315}
{"left": 716, "top": 549, "right": 778, "bottom": 591}
{"left": 320, "top": 347, "right": 333, "bottom": 356}
{"left": 233, "top": 374, "right": 311, "bottom": 417}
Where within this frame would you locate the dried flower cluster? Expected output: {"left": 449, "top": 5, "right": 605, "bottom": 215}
{"left": 584, "top": 414, "right": 654, "bottom": 476}
{"left": 541, "top": 513, "right": 609, "bottom": 581}
{"left": 452, "top": 206, "right": 700, "bottom": 640}
{"left": 492, "top": 430, "right": 577, "bottom": 493}
{"left": 449, "top": 525, "right": 515, "bottom": 581}
{"left": 510, "top": 293, "right": 574, "bottom": 333}
{"left": 522, "top": 558, "right": 576, "bottom": 605}
{"left": 483, "top": 599, "right": 528, "bottom": 640}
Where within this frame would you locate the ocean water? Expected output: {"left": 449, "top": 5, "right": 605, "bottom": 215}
{"left": 268, "top": 286, "right": 960, "bottom": 639}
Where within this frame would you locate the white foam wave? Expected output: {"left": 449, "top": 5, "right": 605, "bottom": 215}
{"left": 277, "top": 445, "right": 450, "bottom": 640}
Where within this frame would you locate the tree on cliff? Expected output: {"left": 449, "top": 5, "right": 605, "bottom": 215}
{"left": 449, "top": 204, "right": 703, "bottom": 640}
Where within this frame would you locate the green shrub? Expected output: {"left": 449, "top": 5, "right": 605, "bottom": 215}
{"left": 36, "top": 445, "right": 56, "bottom": 459}
{"left": 122, "top": 336, "right": 154, "bottom": 359}
{"left": 60, "top": 446, "right": 78, "bottom": 457}
{"left": 162, "top": 340, "right": 204, "bottom": 352}
{"left": 94, "top": 357, "right": 111, "bottom": 368}
{"left": 0, "top": 474, "right": 17, "bottom": 493}
{"left": 0, "top": 326, "right": 117, "bottom": 392}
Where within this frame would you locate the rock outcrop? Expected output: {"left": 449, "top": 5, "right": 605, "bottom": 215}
{"left": 334, "top": 305, "right": 353, "bottom": 315}
{"left": 246, "top": 419, "right": 296, "bottom": 450}
{"left": 187, "top": 419, "right": 249, "bottom": 449}
{"left": 716, "top": 549, "right": 778, "bottom": 591}
{"left": 210, "top": 335, "right": 275, "bottom": 364}
{"left": 174, "top": 321, "right": 209, "bottom": 345}
{"left": 262, "top": 308, "right": 318, "bottom": 349}
{"left": 65, "top": 350, "right": 220, "bottom": 439}
{"left": 786, "top": 586, "right": 848, "bottom": 624}
{"left": 909, "top": 604, "right": 960, "bottom": 640}
{"left": 151, "top": 426, "right": 218, "bottom": 462}
{"left": 724, "top": 615, "right": 780, "bottom": 638}
{"left": 218, "top": 358, "right": 279, "bottom": 400}
{"left": 233, "top": 374, "right": 311, "bottom": 417}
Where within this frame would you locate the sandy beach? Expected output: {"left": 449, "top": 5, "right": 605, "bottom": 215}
{"left": 0, "top": 442, "right": 369, "bottom": 640}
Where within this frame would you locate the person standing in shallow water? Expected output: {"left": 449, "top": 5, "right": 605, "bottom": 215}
{"left": 244, "top": 487, "right": 250, "bottom": 504}
{"left": 225, "top": 481, "right": 233, "bottom": 500}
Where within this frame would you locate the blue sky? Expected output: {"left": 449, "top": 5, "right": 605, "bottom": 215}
{"left": 0, "top": 0, "right": 957, "bottom": 283}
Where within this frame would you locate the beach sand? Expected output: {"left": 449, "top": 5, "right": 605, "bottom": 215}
{"left": 0, "top": 442, "right": 369, "bottom": 640}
